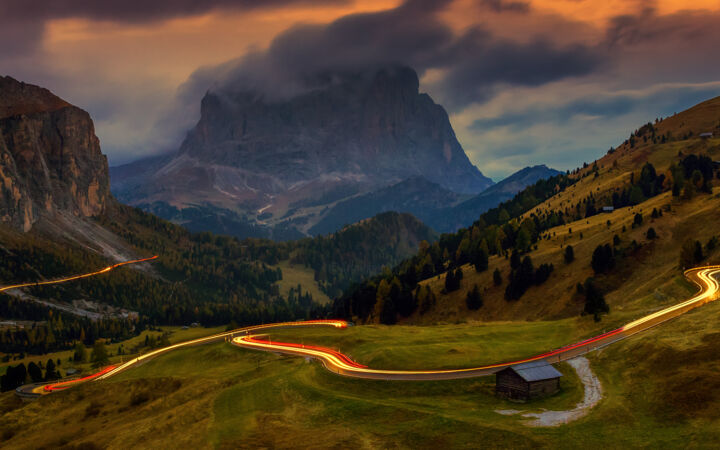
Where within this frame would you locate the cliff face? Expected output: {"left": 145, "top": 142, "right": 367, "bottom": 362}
{"left": 113, "top": 66, "right": 492, "bottom": 238}
{"left": 177, "top": 66, "right": 491, "bottom": 194}
{"left": 0, "top": 76, "right": 110, "bottom": 231}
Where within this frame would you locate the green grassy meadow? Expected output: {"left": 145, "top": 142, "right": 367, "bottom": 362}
{"left": 3, "top": 294, "right": 720, "bottom": 448}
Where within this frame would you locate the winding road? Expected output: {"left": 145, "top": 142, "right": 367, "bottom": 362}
{"left": 0, "top": 256, "right": 159, "bottom": 294}
{"left": 4, "top": 259, "right": 719, "bottom": 394}
{"left": 232, "top": 266, "right": 720, "bottom": 380}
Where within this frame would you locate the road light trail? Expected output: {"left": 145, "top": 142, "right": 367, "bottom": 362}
{"left": 0, "top": 255, "right": 159, "bottom": 293}
{"left": 12, "top": 265, "right": 720, "bottom": 393}
{"left": 233, "top": 266, "right": 720, "bottom": 380}
{"left": 17, "top": 320, "right": 348, "bottom": 396}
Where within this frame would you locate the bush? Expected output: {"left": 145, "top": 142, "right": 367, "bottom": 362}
{"left": 564, "top": 245, "right": 575, "bottom": 263}
{"left": 583, "top": 278, "right": 609, "bottom": 318}
{"left": 444, "top": 269, "right": 461, "bottom": 293}
{"left": 680, "top": 239, "right": 703, "bottom": 269}
{"left": 646, "top": 227, "right": 657, "bottom": 239}
{"left": 493, "top": 268, "right": 502, "bottom": 286}
{"left": 632, "top": 213, "right": 643, "bottom": 228}
{"left": 591, "top": 244, "right": 615, "bottom": 274}
{"left": 465, "top": 285, "right": 483, "bottom": 310}
{"left": 534, "top": 263, "right": 554, "bottom": 285}
{"left": 505, "top": 256, "right": 535, "bottom": 300}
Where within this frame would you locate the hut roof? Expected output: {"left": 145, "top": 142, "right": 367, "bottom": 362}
{"left": 509, "top": 360, "right": 563, "bottom": 382}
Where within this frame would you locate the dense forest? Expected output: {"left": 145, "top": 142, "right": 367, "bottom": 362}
{"left": 238, "top": 212, "right": 437, "bottom": 297}
{"left": 334, "top": 151, "right": 718, "bottom": 324}
{"left": 0, "top": 209, "right": 430, "bottom": 355}
{"left": 334, "top": 173, "right": 575, "bottom": 323}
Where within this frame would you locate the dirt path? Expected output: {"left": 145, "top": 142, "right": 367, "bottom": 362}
{"left": 496, "top": 356, "right": 603, "bottom": 427}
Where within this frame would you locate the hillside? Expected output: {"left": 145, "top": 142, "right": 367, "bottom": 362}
{"left": 2, "top": 298, "right": 720, "bottom": 448}
{"left": 336, "top": 96, "right": 720, "bottom": 325}
{"left": 428, "top": 165, "right": 562, "bottom": 233}
{"left": 0, "top": 79, "right": 435, "bottom": 361}
{"left": 309, "top": 165, "right": 562, "bottom": 236}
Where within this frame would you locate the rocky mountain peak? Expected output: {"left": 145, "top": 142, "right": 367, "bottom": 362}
{"left": 0, "top": 77, "right": 110, "bottom": 231}
{"left": 0, "top": 76, "right": 71, "bottom": 119}
{"left": 112, "top": 65, "right": 493, "bottom": 238}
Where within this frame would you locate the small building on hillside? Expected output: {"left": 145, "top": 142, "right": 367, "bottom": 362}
{"left": 602, "top": 206, "right": 614, "bottom": 213}
{"left": 699, "top": 132, "right": 713, "bottom": 139}
{"left": 495, "top": 361, "right": 563, "bottom": 401}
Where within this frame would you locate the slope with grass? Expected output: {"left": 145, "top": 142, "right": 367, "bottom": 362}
{"left": 337, "top": 96, "right": 720, "bottom": 326}
{"left": 3, "top": 293, "right": 720, "bottom": 448}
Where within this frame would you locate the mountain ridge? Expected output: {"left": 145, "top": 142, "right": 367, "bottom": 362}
{"left": 111, "top": 66, "right": 493, "bottom": 238}
{"left": 0, "top": 76, "right": 110, "bottom": 232}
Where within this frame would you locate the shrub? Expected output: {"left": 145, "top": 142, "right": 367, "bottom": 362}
{"left": 591, "top": 244, "right": 615, "bottom": 274}
{"left": 493, "top": 268, "right": 502, "bottom": 286}
{"left": 465, "top": 285, "right": 483, "bottom": 310}
{"left": 564, "top": 245, "right": 575, "bottom": 263}
{"left": 583, "top": 277, "right": 609, "bottom": 319}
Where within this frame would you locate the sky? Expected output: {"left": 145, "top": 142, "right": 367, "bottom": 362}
{"left": 1, "top": 0, "right": 719, "bottom": 180}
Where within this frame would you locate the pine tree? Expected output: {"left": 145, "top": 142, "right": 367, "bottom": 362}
{"left": 27, "top": 362, "right": 43, "bottom": 383}
{"left": 510, "top": 250, "right": 521, "bottom": 270}
{"left": 465, "top": 285, "right": 483, "bottom": 310}
{"left": 646, "top": 227, "right": 657, "bottom": 240}
{"left": 91, "top": 340, "right": 109, "bottom": 368}
{"left": 564, "top": 245, "right": 575, "bottom": 263}
{"left": 493, "top": 268, "right": 502, "bottom": 286}
{"left": 45, "top": 359, "right": 58, "bottom": 381}
{"left": 583, "top": 278, "right": 609, "bottom": 319}
{"left": 73, "top": 342, "right": 87, "bottom": 362}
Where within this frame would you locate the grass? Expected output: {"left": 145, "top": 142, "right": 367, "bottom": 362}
{"left": 2, "top": 297, "right": 720, "bottom": 448}
{"left": 266, "top": 319, "right": 588, "bottom": 370}
{"left": 1, "top": 320, "right": 589, "bottom": 449}
{"left": 0, "top": 325, "right": 225, "bottom": 377}
{"left": 275, "top": 260, "right": 331, "bottom": 305}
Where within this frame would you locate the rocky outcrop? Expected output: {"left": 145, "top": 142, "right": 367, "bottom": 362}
{"left": 0, "top": 76, "right": 110, "bottom": 231}
{"left": 177, "top": 65, "right": 491, "bottom": 194}
{"left": 113, "top": 66, "right": 492, "bottom": 237}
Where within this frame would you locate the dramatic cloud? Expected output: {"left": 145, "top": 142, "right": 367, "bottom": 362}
{"left": 480, "top": 0, "right": 530, "bottom": 13}
{"left": 0, "top": 0, "right": 346, "bottom": 23}
{"left": 187, "top": 0, "right": 602, "bottom": 110}
{"left": 1, "top": 0, "right": 718, "bottom": 176}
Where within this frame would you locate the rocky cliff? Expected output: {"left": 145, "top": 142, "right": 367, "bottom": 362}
{"left": 113, "top": 66, "right": 492, "bottom": 237}
{"left": 0, "top": 76, "right": 110, "bottom": 231}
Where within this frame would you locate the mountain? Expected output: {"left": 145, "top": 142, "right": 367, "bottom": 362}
{"left": 337, "top": 96, "right": 720, "bottom": 325}
{"left": 0, "top": 76, "right": 110, "bottom": 232}
{"left": 111, "top": 66, "right": 493, "bottom": 238}
{"left": 306, "top": 166, "right": 562, "bottom": 235}
{"left": 308, "top": 176, "right": 465, "bottom": 236}
{"left": 0, "top": 77, "right": 444, "bottom": 340}
{"left": 291, "top": 211, "right": 437, "bottom": 297}
{"left": 427, "top": 164, "right": 562, "bottom": 232}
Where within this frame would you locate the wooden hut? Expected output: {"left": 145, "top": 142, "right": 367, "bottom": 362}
{"left": 495, "top": 361, "right": 562, "bottom": 401}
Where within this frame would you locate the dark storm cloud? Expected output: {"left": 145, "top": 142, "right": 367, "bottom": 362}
{"left": 187, "top": 0, "right": 602, "bottom": 111}
{"left": 480, "top": 0, "right": 530, "bottom": 13}
{"left": 0, "top": 0, "right": 347, "bottom": 63}
{"left": 434, "top": 27, "right": 602, "bottom": 108}
{"left": 470, "top": 95, "right": 637, "bottom": 131}
{"left": 174, "top": 0, "right": 457, "bottom": 104}
{"left": 470, "top": 84, "right": 720, "bottom": 133}
{"left": 0, "top": 0, "right": 347, "bottom": 23}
